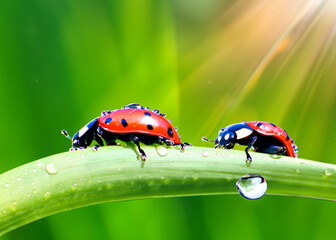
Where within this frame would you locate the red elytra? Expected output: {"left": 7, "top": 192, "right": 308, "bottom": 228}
{"left": 98, "top": 108, "right": 181, "bottom": 144}
{"left": 245, "top": 121, "right": 297, "bottom": 157}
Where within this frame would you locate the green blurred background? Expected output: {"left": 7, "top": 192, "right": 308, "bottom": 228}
{"left": 1, "top": 0, "right": 336, "bottom": 239}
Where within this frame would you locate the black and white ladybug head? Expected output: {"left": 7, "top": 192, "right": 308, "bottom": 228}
{"left": 215, "top": 129, "right": 236, "bottom": 149}
{"left": 62, "top": 118, "right": 99, "bottom": 148}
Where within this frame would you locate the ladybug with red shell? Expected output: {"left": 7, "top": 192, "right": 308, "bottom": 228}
{"left": 62, "top": 103, "right": 191, "bottom": 161}
{"left": 203, "top": 121, "right": 299, "bottom": 162}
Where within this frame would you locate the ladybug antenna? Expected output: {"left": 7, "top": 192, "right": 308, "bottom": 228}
{"left": 202, "top": 136, "right": 214, "bottom": 143}
{"left": 61, "top": 129, "right": 72, "bottom": 141}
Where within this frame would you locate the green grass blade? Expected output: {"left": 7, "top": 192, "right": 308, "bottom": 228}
{"left": 1, "top": 145, "right": 336, "bottom": 236}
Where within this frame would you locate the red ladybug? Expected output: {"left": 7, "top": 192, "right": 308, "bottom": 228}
{"left": 62, "top": 103, "right": 190, "bottom": 161}
{"left": 202, "top": 121, "right": 298, "bottom": 162}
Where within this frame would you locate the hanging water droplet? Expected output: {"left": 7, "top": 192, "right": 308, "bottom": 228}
{"left": 324, "top": 169, "right": 334, "bottom": 176}
{"left": 202, "top": 151, "right": 209, "bottom": 157}
{"left": 236, "top": 173, "right": 267, "bottom": 200}
{"left": 45, "top": 163, "right": 58, "bottom": 175}
{"left": 156, "top": 146, "right": 168, "bottom": 156}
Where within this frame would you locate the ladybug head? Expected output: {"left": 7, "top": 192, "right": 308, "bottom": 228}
{"left": 61, "top": 118, "right": 99, "bottom": 149}
{"left": 61, "top": 130, "right": 82, "bottom": 148}
{"left": 215, "top": 130, "right": 236, "bottom": 149}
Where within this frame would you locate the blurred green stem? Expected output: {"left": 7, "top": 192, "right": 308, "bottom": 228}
{"left": 1, "top": 145, "right": 336, "bottom": 236}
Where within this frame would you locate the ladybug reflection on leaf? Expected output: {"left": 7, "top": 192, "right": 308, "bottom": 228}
{"left": 203, "top": 121, "right": 299, "bottom": 163}
{"left": 62, "top": 103, "right": 190, "bottom": 161}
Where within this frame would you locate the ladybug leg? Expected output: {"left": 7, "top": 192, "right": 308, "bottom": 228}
{"left": 163, "top": 139, "right": 173, "bottom": 146}
{"left": 178, "top": 142, "right": 192, "bottom": 151}
{"left": 129, "top": 135, "right": 147, "bottom": 161}
{"left": 245, "top": 136, "right": 257, "bottom": 163}
{"left": 93, "top": 131, "right": 104, "bottom": 146}
{"left": 90, "top": 131, "right": 104, "bottom": 151}
{"left": 92, "top": 145, "right": 99, "bottom": 151}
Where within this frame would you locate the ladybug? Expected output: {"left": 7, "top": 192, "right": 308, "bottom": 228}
{"left": 202, "top": 121, "right": 298, "bottom": 162}
{"left": 62, "top": 103, "right": 191, "bottom": 161}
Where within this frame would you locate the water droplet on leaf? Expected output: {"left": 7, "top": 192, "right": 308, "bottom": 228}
{"left": 270, "top": 154, "right": 282, "bottom": 159}
{"left": 44, "top": 192, "right": 51, "bottom": 200}
{"left": 202, "top": 151, "right": 209, "bottom": 157}
{"left": 10, "top": 202, "right": 17, "bottom": 212}
{"left": 236, "top": 173, "right": 267, "bottom": 200}
{"left": 156, "top": 146, "right": 168, "bottom": 156}
{"left": 324, "top": 169, "right": 334, "bottom": 176}
{"left": 71, "top": 183, "right": 78, "bottom": 191}
{"left": 193, "top": 173, "right": 199, "bottom": 181}
{"left": 45, "top": 163, "right": 58, "bottom": 175}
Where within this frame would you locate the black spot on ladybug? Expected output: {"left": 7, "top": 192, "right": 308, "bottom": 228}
{"left": 122, "top": 119, "right": 128, "bottom": 127}
{"left": 144, "top": 112, "right": 151, "bottom": 116}
{"left": 256, "top": 122, "right": 263, "bottom": 127}
{"left": 270, "top": 123, "right": 276, "bottom": 127}
{"left": 105, "top": 118, "right": 112, "bottom": 124}
{"left": 283, "top": 130, "right": 290, "bottom": 140}
{"left": 147, "top": 124, "right": 153, "bottom": 130}
{"left": 167, "top": 127, "right": 174, "bottom": 137}
{"left": 285, "top": 133, "right": 290, "bottom": 141}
